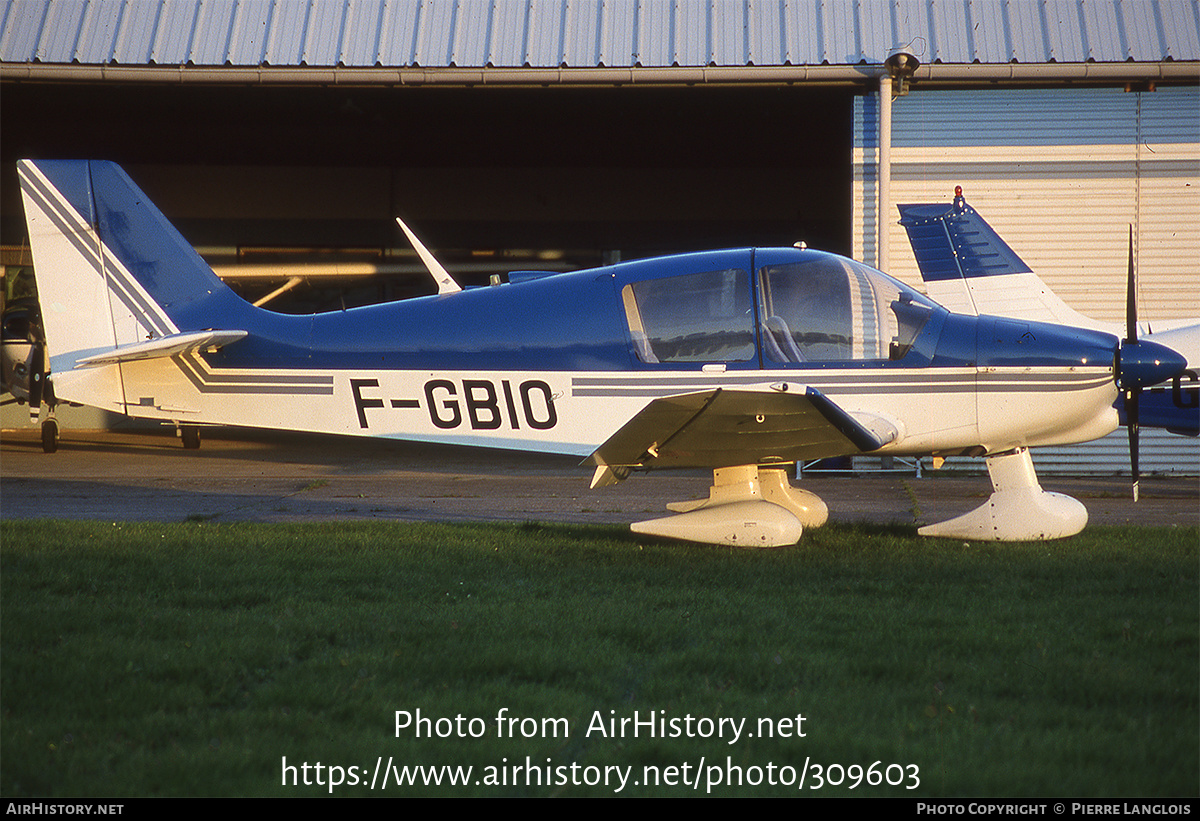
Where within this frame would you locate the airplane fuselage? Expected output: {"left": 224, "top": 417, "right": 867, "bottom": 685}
{"left": 86, "top": 248, "right": 1123, "bottom": 464}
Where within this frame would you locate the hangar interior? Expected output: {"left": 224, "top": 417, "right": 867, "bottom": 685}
{"left": 1, "top": 82, "right": 852, "bottom": 312}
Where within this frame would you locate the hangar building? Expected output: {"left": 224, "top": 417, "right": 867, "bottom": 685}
{"left": 2, "top": 0, "right": 1197, "bottom": 474}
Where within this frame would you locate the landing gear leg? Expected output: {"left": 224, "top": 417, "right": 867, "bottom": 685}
{"left": 918, "top": 447, "right": 1087, "bottom": 541}
{"left": 36, "top": 378, "right": 58, "bottom": 454}
{"left": 632, "top": 464, "right": 826, "bottom": 547}
{"left": 757, "top": 465, "right": 829, "bottom": 529}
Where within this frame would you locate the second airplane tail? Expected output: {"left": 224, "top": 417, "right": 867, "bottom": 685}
{"left": 896, "top": 188, "right": 1098, "bottom": 329}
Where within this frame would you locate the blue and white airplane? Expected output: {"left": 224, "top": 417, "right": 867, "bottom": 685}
{"left": 13, "top": 160, "right": 1188, "bottom": 545}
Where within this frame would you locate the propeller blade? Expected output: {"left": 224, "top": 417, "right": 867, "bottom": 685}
{"left": 27, "top": 344, "right": 44, "bottom": 424}
{"left": 1126, "top": 225, "right": 1137, "bottom": 344}
{"left": 1125, "top": 225, "right": 1138, "bottom": 500}
{"left": 1126, "top": 388, "right": 1140, "bottom": 503}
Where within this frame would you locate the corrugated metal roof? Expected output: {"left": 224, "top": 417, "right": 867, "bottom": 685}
{"left": 2, "top": 0, "right": 1197, "bottom": 70}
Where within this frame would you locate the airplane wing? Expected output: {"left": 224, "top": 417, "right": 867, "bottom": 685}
{"left": 586, "top": 384, "right": 897, "bottom": 473}
{"left": 74, "top": 330, "right": 247, "bottom": 368}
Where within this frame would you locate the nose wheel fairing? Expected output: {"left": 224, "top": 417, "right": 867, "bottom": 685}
{"left": 918, "top": 447, "right": 1087, "bottom": 541}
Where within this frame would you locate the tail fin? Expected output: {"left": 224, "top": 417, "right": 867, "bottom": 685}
{"left": 17, "top": 159, "right": 246, "bottom": 411}
{"left": 897, "top": 189, "right": 1032, "bottom": 284}
{"left": 897, "top": 188, "right": 1095, "bottom": 328}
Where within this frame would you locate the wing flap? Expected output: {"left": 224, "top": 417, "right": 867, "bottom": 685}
{"left": 587, "top": 385, "right": 897, "bottom": 470}
{"left": 74, "top": 330, "right": 247, "bottom": 368}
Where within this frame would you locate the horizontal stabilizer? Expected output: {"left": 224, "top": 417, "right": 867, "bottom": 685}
{"left": 74, "top": 330, "right": 247, "bottom": 368}
{"left": 587, "top": 385, "right": 897, "bottom": 470}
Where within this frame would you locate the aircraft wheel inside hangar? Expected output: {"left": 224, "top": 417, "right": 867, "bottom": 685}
{"left": 180, "top": 425, "right": 201, "bottom": 450}
{"left": 41, "top": 419, "right": 58, "bottom": 453}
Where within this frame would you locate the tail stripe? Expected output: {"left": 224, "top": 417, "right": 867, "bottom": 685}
{"left": 175, "top": 354, "right": 335, "bottom": 395}
{"left": 19, "top": 162, "right": 177, "bottom": 338}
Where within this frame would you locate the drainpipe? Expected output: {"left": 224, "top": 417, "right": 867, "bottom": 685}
{"left": 878, "top": 76, "right": 892, "bottom": 273}
{"left": 878, "top": 51, "right": 920, "bottom": 274}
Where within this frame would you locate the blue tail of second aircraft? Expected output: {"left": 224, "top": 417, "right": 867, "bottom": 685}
{"left": 896, "top": 188, "right": 1105, "bottom": 328}
{"left": 897, "top": 188, "right": 1033, "bottom": 283}
{"left": 898, "top": 186, "right": 1198, "bottom": 437}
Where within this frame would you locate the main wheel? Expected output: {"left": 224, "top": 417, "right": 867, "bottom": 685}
{"left": 180, "top": 425, "right": 201, "bottom": 449}
{"left": 41, "top": 418, "right": 58, "bottom": 453}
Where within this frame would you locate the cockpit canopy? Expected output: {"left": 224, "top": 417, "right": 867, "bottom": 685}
{"left": 620, "top": 250, "right": 940, "bottom": 366}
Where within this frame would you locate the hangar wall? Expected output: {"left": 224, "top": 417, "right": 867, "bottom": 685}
{"left": 854, "top": 84, "right": 1200, "bottom": 474}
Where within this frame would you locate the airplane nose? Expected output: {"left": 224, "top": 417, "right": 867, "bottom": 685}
{"left": 1117, "top": 338, "right": 1189, "bottom": 390}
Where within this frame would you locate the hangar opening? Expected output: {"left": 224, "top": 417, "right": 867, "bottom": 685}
{"left": 1, "top": 82, "right": 853, "bottom": 313}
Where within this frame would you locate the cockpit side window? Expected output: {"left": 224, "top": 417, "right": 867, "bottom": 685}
{"left": 758, "top": 257, "right": 935, "bottom": 364}
{"left": 622, "top": 268, "right": 755, "bottom": 363}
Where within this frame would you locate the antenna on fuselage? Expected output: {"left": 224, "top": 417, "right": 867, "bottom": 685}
{"left": 395, "top": 216, "right": 462, "bottom": 295}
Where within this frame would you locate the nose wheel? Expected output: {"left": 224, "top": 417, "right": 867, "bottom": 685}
{"left": 919, "top": 447, "right": 1087, "bottom": 541}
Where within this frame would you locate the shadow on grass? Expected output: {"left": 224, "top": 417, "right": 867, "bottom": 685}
{"left": 506, "top": 518, "right": 923, "bottom": 550}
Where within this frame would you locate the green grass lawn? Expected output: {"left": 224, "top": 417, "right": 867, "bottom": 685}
{"left": 2, "top": 519, "right": 1196, "bottom": 797}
